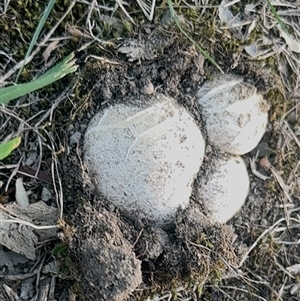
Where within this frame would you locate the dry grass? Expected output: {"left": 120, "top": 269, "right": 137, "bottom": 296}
{"left": 0, "top": 0, "right": 299, "bottom": 300}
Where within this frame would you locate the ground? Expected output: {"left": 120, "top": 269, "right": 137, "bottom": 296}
{"left": 0, "top": 1, "right": 300, "bottom": 301}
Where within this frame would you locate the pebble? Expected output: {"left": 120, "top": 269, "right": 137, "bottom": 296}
{"left": 140, "top": 81, "right": 154, "bottom": 95}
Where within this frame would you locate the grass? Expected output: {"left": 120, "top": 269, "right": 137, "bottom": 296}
{"left": 0, "top": 53, "right": 77, "bottom": 161}
{"left": 0, "top": 137, "right": 21, "bottom": 160}
{"left": 0, "top": 0, "right": 299, "bottom": 301}
{"left": 0, "top": 53, "right": 78, "bottom": 105}
{"left": 266, "top": 0, "right": 289, "bottom": 34}
{"left": 0, "top": 0, "right": 78, "bottom": 161}
{"left": 16, "top": 0, "right": 57, "bottom": 80}
{"left": 166, "top": 0, "right": 224, "bottom": 74}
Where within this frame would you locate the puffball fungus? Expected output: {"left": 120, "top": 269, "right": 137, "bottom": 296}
{"left": 198, "top": 75, "right": 269, "bottom": 155}
{"left": 84, "top": 94, "right": 205, "bottom": 227}
{"left": 197, "top": 155, "right": 249, "bottom": 224}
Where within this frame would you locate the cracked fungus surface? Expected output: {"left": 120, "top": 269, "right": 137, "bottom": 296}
{"left": 83, "top": 94, "right": 205, "bottom": 227}
{"left": 198, "top": 74, "right": 269, "bottom": 155}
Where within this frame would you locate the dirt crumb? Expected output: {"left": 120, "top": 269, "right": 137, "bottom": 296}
{"left": 171, "top": 205, "right": 240, "bottom": 280}
{"left": 69, "top": 203, "right": 142, "bottom": 301}
{"left": 135, "top": 227, "right": 170, "bottom": 261}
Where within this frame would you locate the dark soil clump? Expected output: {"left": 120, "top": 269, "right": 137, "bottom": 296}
{"left": 69, "top": 203, "right": 142, "bottom": 301}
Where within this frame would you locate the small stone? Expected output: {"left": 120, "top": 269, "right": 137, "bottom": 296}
{"left": 41, "top": 187, "right": 52, "bottom": 202}
{"left": 25, "top": 150, "right": 38, "bottom": 166}
{"left": 140, "top": 81, "right": 154, "bottom": 95}
{"left": 69, "top": 132, "right": 82, "bottom": 146}
{"left": 255, "top": 142, "right": 269, "bottom": 158}
{"left": 259, "top": 156, "right": 271, "bottom": 170}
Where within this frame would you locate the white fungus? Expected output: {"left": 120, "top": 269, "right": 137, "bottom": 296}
{"left": 84, "top": 94, "right": 205, "bottom": 227}
{"left": 197, "top": 74, "right": 269, "bottom": 155}
{"left": 197, "top": 155, "right": 249, "bottom": 224}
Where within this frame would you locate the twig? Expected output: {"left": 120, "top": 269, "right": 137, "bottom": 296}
{"left": 3, "top": 284, "right": 22, "bottom": 301}
{"left": 238, "top": 217, "right": 286, "bottom": 268}
{"left": 207, "top": 285, "right": 269, "bottom": 301}
{"left": 0, "top": 217, "right": 60, "bottom": 230}
{"left": 41, "top": 130, "right": 64, "bottom": 220}
{"left": 132, "top": 228, "right": 144, "bottom": 249}
{"left": 282, "top": 120, "right": 300, "bottom": 149}
{"left": 114, "top": 0, "right": 135, "bottom": 24}
{"left": 35, "top": 84, "right": 75, "bottom": 128}
{"left": 0, "top": 203, "right": 60, "bottom": 230}
{"left": 270, "top": 167, "right": 294, "bottom": 203}
{"left": 5, "top": 268, "right": 41, "bottom": 281}
{"left": 0, "top": 0, "right": 11, "bottom": 15}
{"left": 5, "top": 155, "right": 23, "bottom": 192}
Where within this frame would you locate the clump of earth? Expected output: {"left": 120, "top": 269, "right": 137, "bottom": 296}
{"left": 61, "top": 24, "right": 278, "bottom": 301}
{"left": 69, "top": 200, "right": 241, "bottom": 301}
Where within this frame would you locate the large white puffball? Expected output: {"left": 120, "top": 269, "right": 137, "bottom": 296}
{"left": 84, "top": 95, "right": 205, "bottom": 227}
{"left": 198, "top": 75, "right": 269, "bottom": 155}
{"left": 197, "top": 155, "right": 249, "bottom": 224}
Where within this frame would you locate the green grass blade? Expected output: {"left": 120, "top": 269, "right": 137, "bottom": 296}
{"left": 0, "top": 137, "right": 21, "bottom": 160}
{"left": 0, "top": 53, "right": 78, "bottom": 105}
{"left": 16, "top": 0, "right": 57, "bottom": 80}
{"left": 167, "top": 0, "right": 224, "bottom": 74}
{"left": 266, "top": 0, "right": 288, "bottom": 34}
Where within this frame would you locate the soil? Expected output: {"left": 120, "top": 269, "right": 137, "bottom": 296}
{"left": 57, "top": 24, "right": 288, "bottom": 301}
{"left": 1, "top": 17, "right": 299, "bottom": 301}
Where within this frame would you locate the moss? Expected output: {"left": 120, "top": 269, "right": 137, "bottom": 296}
{"left": 0, "top": 0, "right": 91, "bottom": 82}
{"left": 267, "top": 88, "right": 286, "bottom": 121}
{"left": 265, "top": 179, "right": 278, "bottom": 193}
{"left": 122, "top": 19, "right": 134, "bottom": 36}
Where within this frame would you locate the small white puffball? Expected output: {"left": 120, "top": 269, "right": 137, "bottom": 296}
{"left": 197, "top": 75, "right": 269, "bottom": 155}
{"left": 197, "top": 155, "right": 249, "bottom": 224}
{"left": 84, "top": 94, "right": 205, "bottom": 227}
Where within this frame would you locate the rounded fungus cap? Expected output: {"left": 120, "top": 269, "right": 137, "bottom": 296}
{"left": 197, "top": 154, "right": 249, "bottom": 224}
{"left": 84, "top": 94, "right": 206, "bottom": 227}
{"left": 198, "top": 75, "right": 269, "bottom": 155}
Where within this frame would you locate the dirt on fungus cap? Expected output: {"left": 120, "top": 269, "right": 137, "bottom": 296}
{"left": 83, "top": 94, "right": 205, "bottom": 227}
{"left": 197, "top": 74, "right": 269, "bottom": 155}
{"left": 197, "top": 154, "right": 250, "bottom": 224}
